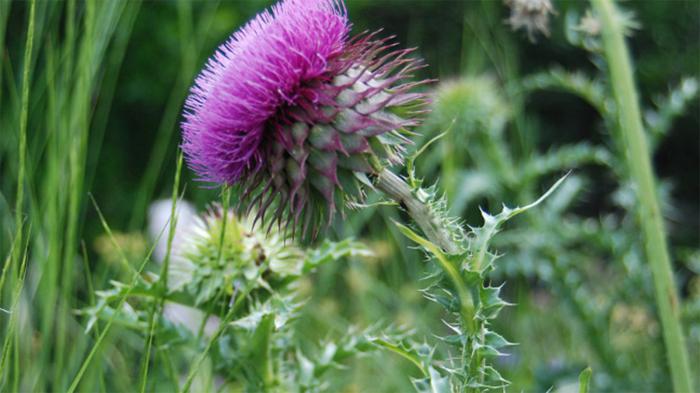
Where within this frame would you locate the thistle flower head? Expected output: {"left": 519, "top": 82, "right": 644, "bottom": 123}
{"left": 182, "top": 0, "right": 427, "bottom": 237}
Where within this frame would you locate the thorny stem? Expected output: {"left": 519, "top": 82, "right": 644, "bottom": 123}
{"left": 373, "top": 166, "right": 486, "bottom": 389}
{"left": 373, "top": 167, "right": 459, "bottom": 255}
{"left": 591, "top": 0, "right": 694, "bottom": 391}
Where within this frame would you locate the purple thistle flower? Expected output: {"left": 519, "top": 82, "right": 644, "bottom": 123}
{"left": 182, "top": 0, "right": 428, "bottom": 238}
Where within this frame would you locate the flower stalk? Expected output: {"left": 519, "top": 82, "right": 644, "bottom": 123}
{"left": 591, "top": 0, "right": 693, "bottom": 391}
{"left": 373, "top": 167, "right": 459, "bottom": 255}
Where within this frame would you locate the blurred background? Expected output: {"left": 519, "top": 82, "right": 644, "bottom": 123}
{"left": 0, "top": 0, "right": 698, "bottom": 391}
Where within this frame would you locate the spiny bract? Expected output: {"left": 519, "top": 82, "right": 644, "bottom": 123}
{"left": 181, "top": 0, "right": 427, "bottom": 238}
{"left": 171, "top": 205, "right": 304, "bottom": 305}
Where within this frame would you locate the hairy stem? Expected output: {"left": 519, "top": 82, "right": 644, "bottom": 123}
{"left": 591, "top": 0, "right": 694, "bottom": 391}
{"left": 374, "top": 168, "right": 459, "bottom": 254}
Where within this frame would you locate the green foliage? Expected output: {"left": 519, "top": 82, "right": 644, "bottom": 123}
{"left": 578, "top": 367, "right": 593, "bottom": 393}
{"left": 82, "top": 206, "right": 371, "bottom": 391}
{"left": 415, "top": 4, "right": 698, "bottom": 389}
{"left": 645, "top": 77, "right": 699, "bottom": 148}
{"left": 390, "top": 175, "right": 565, "bottom": 392}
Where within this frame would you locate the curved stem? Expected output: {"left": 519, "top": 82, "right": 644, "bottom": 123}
{"left": 373, "top": 167, "right": 476, "bottom": 328}
{"left": 373, "top": 168, "right": 459, "bottom": 254}
{"left": 591, "top": 0, "right": 693, "bottom": 391}
{"left": 374, "top": 167, "right": 486, "bottom": 390}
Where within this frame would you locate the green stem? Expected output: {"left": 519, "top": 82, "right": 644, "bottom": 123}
{"left": 374, "top": 168, "right": 477, "bottom": 331}
{"left": 139, "top": 152, "right": 185, "bottom": 392}
{"left": 375, "top": 167, "right": 485, "bottom": 389}
{"left": 442, "top": 135, "right": 457, "bottom": 202}
{"left": 393, "top": 221, "right": 476, "bottom": 334}
{"left": 591, "top": 0, "right": 693, "bottom": 391}
{"left": 181, "top": 305, "right": 238, "bottom": 393}
{"left": 373, "top": 339, "right": 428, "bottom": 377}
{"left": 373, "top": 168, "right": 459, "bottom": 254}
{"left": 11, "top": 0, "right": 35, "bottom": 280}
{"left": 0, "top": 2, "right": 34, "bottom": 386}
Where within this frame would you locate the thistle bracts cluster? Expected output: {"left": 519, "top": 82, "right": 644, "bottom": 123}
{"left": 182, "top": 0, "right": 428, "bottom": 238}
{"left": 83, "top": 204, "right": 370, "bottom": 390}
{"left": 83, "top": 205, "right": 303, "bottom": 330}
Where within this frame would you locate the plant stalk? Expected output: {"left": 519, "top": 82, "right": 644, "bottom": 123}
{"left": 11, "top": 0, "right": 36, "bottom": 279}
{"left": 591, "top": 0, "right": 693, "bottom": 391}
{"left": 374, "top": 167, "right": 491, "bottom": 390}
{"left": 374, "top": 168, "right": 459, "bottom": 254}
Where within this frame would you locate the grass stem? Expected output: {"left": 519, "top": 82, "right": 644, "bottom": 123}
{"left": 591, "top": 0, "right": 694, "bottom": 391}
{"left": 11, "top": 0, "right": 35, "bottom": 280}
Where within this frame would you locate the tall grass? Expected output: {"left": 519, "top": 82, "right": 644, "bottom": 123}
{"left": 128, "top": 0, "right": 220, "bottom": 230}
{"left": 1, "top": 1, "right": 34, "bottom": 391}
{"left": 592, "top": 0, "right": 693, "bottom": 390}
{"left": 0, "top": 1, "right": 227, "bottom": 390}
{"left": 1, "top": 1, "right": 143, "bottom": 390}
